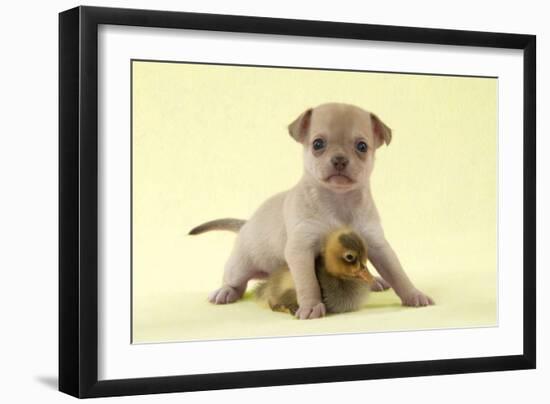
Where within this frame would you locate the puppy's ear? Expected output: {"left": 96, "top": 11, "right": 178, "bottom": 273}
{"left": 288, "top": 108, "right": 313, "bottom": 143}
{"left": 371, "top": 113, "right": 392, "bottom": 148}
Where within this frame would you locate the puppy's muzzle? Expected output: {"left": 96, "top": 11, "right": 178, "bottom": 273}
{"left": 331, "top": 155, "right": 349, "bottom": 171}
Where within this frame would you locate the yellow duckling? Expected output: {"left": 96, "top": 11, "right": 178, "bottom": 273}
{"left": 255, "top": 227, "right": 374, "bottom": 316}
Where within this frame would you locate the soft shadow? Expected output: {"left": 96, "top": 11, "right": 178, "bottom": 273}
{"left": 35, "top": 375, "right": 58, "bottom": 390}
{"left": 366, "top": 302, "right": 406, "bottom": 310}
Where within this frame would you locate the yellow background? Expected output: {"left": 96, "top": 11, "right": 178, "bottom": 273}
{"left": 132, "top": 61, "right": 497, "bottom": 343}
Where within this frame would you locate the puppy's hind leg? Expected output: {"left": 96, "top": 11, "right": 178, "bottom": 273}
{"left": 208, "top": 249, "right": 255, "bottom": 305}
{"left": 370, "top": 276, "right": 391, "bottom": 292}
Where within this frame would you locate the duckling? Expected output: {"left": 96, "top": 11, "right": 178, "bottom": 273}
{"left": 255, "top": 227, "right": 374, "bottom": 316}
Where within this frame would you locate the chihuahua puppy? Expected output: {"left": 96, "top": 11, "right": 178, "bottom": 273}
{"left": 255, "top": 227, "right": 375, "bottom": 315}
{"left": 190, "top": 103, "right": 434, "bottom": 319}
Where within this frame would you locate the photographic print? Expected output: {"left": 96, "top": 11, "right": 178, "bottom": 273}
{"left": 59, "top": 6, "right": 535, "bottom": 397}
{"left": 131, "top": 60, "right": 497, "bottom": 344}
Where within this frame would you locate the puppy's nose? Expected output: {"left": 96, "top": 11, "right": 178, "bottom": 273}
{"left": 331, "top": 155, "right": 349, "bottom": 171}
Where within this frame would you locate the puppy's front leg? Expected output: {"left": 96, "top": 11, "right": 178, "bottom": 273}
{"left": 368, "top": 241, "right": 435, "bottom": 307}
{"left": 284, "top": 238, "right": 326, "bottom": 320}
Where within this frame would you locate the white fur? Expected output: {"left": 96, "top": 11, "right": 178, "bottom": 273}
{"left": 209, "top": 103, "right": 434, "bottom": 319}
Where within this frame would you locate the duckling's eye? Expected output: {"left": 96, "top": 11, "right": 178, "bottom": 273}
{"left": 356, "top": 141, "right": 368, "bottom": 153}
{"left": 312, "top": 138, "right": 326, "bottom": 151}
{"left": 343, "top": 253, "right": 356, "bottom": 263}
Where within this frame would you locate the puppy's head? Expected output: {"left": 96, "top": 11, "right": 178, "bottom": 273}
{"left": 288, "top": 103, "right": 392, "bottom": 193}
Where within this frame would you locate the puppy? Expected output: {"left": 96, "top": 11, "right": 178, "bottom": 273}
{"left": 255, "top": 227, "right": 375, "bottom": 315}
{"left": 190, "top": 103, "right": 434, "bottom": 319}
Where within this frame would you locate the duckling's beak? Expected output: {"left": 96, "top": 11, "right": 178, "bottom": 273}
{"left": 359, "top": 262, "right": 375, "bottom": 284}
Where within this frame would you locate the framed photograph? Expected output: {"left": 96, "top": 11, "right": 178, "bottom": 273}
{"left": 59, "top": 6, "right": 536, "bottom": 398}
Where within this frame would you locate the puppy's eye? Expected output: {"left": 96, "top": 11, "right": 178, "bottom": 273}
{"left": 343, "top": 253, "right": 356, "bottom": 263}
{"left": 312, "top": 138, "right": 326, "bottom": 151}
{"left": 356, "top": 141, "right": 368, "bottom": 153}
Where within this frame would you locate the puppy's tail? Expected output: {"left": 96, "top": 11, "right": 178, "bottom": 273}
{"left": 188, "top": 218, "right": 246, "bottom": 235}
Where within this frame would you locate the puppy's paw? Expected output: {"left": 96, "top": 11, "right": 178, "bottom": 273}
{"left": 295, "top": 302, "right": 326, "bottom": 320}
{"left": 400, "top": 289, "right": 435, "bottom": 307}
{"left": 208, "top": 285, "right": 241, "bottom": 304}
{"left": 370, "top": 276, "right": 391, "bottom": 292}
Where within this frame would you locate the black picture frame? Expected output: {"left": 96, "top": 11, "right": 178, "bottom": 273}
{"left": 59, "top": 5, "right": 536, "bottom": 398}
